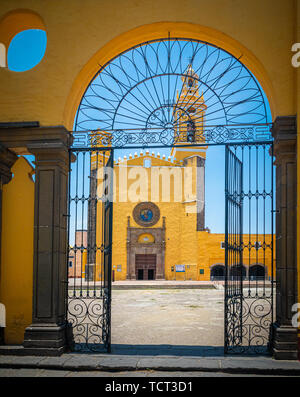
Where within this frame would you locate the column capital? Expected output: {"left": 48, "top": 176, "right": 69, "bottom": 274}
{"left": 272, "top": 116, "right": 297, "bottom": 161}
{"left": 27, "top": 141, "right": 70, "bottom": 173}
{"left": 272, "top": 115, "right": 297, "bottom": 140}
{"left": 0, "top": 144, "right": 18, "bottom": 185}
{"left": 0, "top": 125, "right": 73, "bottom": 155}
{"left": 271, "top": 115, "right": 298, "bottom": 360}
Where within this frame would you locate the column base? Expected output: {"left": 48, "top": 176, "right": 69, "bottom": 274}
{"left": 23, "top": 323, "right": 67, "bottom": 356}
{"left": 271, "top": 322, "right": 298, "bottom": 360}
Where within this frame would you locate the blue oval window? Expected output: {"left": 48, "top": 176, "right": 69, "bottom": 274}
{"left": 7, "top": 29, "right": 47, "bottom": 72}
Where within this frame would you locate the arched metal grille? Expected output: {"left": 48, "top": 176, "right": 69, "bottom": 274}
{"left": 73, "top": 38, "right": 272, "bottom": 148}
{"left": 67, "top": 38, "right": 275, "bottom": 355}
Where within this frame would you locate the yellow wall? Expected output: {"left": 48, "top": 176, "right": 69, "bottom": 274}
{"left": 0, "top": 157, "right": 34, "bottom": 344}
{"left": 0, "top": 0, "right": 298, "bottom": 130}
{"left": 93, "top": 153, "right": 274, "bottom": 282}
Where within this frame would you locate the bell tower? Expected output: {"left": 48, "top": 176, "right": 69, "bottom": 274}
{"left": 171, "top": 63, "right": 207, "bottom": 161}
{"left": 171, "top": 64, "right": 207, "bottom": 231}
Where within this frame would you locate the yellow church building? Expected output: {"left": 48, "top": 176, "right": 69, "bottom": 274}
{"left": 68, "top": 64, "right": 273, "bottom": 283}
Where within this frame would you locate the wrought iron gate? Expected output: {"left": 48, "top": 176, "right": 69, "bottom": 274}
{"left": 225, "top": 143, "right": 274, "bottom": 354}
{"left": 67, "top": 148, "right": 113, "bottom": 352}
{"left": 225, "top": 145, "right": 243, "bottom": 351}
{"left": 66, "top": 37, "right": 275, "bottom": 355}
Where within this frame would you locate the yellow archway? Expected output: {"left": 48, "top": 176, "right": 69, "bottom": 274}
{"left": 63, "top": 21, "right": 276, "bottom": 131}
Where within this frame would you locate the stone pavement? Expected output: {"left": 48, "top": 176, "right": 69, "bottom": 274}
{"left": 0, "top": 283, "right": 296, "bottom": 377}
{"left": 1, "top": 350, "right": 300, "bottom": 376}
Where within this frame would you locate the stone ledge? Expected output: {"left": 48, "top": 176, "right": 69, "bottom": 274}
{"left": 0, "top": 353, "right": 300, "bottom": 375}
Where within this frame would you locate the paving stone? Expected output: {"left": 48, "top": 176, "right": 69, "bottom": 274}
{"left": 97, "top": 357, "right": 139, "bottom": 370}
{"left": 38, "top": 369, "right": 71, "bottom": 377}
{"left": 220, "top": 358, "right": 300, "bottom": 374}
{"left": 0, "top": 355, "right": 19, "bottom": 365}
{"left": 36, "top": 355, "right": 73, "bottom": 368}
{"left": 0, "top": 368, "right": 41, "bottom": 377}
{"left": 136, "top": 357, "right": 221, "bottom": 371}
{"left": 62, "top": 356, "right": 100, "bottom": 370}
{"left": 144, "top": 371, "right": 246, "bottom": 377}
{"left": 6, "top": 356, "right": 46, "bottom": 367}
{"left": 66, "top": 370, "right": 150, "bottom": 377}
{"left": 0, "top": 368, "right": 18, "bottom": 376}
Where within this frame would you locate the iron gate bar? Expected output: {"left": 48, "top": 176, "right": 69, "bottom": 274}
{"left": 225, "top": 145, "right": 243, "bottom": 353}
{"left": 225, "top": 142, "right": 274, "bottom": 354}
{"left": 66, "top": 148, "right": 113, "bottom": 353}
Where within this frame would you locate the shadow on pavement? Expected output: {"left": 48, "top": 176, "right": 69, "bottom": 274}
{"left": 111, "top": 344, "right": 225, "bottom": 356}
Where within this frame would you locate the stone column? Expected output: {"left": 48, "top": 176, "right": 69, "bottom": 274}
{"left": 0, "top": 145, "right": 18, "bottom": 344}
{"left": 23, "top": 138, "right": 71, "bottom": 356}
{"left": 271, "top": 116, "right": 298, "bottom": 360}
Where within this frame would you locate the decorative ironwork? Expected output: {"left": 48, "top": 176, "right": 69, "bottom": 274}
{"left": 73, "top": 38, "right": 272, "bottom": 148}
{"left": 225, "top": 143, "right": 274, "bottom": 354}
{"left": 67, "top": 38, "right": 275, "bottom": 355}
{"left": 67, "top": 149, "right": 113, "bottom": 353}
{"left": 71, "top": 123, "right": 273, "bottom": 148}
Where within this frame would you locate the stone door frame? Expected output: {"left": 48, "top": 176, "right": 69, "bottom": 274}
{"left": 126, "top": 217, "right": 166, "bottom": 280}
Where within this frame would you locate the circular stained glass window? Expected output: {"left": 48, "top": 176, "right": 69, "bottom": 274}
{"left": 140, "top": 209, "right": 153, "bottom": 222}
{"left": 133, "top": 202, "right": 160, "bottom": 227}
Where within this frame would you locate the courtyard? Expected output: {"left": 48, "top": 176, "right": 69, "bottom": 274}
{"left": 112, "top": 287, "right": 223, "bottom": 347}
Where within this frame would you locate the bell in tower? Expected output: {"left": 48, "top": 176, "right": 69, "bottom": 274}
{"left": 173, "top": 63, "right": 207, "bottom": 145}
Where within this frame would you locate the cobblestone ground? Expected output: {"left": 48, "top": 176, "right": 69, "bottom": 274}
{"left": 111, "top": 288, "right": 224, "bottom": 346}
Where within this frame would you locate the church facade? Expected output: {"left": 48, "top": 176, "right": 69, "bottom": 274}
{"left": 68, "top": 65, "right": 273, "bottom": 283}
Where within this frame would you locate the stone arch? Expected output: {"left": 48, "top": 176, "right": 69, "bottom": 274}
{"left": 249, "top": 263, "right": 267, "bottom": 281}
{"left": 210, "top": 263, "right": 225, "bottom": 281}
{"left": 230, "top": 264, "right": 247, "bottom": 280}
{"left": 137, "top": 233, "right": 155, "bottom": 244}
{"left": 63, "top": 21, "right": 276, "bottom": 130}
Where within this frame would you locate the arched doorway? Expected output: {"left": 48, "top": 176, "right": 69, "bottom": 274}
{"left": 229, "top": 265, "right": 247, "bottom": 281}
{"left": 210, "top": 264, "right": 225, "bottom": 281}
{"left": 249, "top": 264, "right": 266, "bottom": 281}
{"left": 66, "top": 36, "right": 274, "bottom": 355}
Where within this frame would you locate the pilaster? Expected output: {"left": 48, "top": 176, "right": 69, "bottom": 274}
{"left": 0, "top": 145, "right": 18, "bottom": 344}
{"left": 22, "top": 128, "right": 72, "bottom": 356}
{"left": 271, "top": 116, "right": 298, "bottom": 360}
